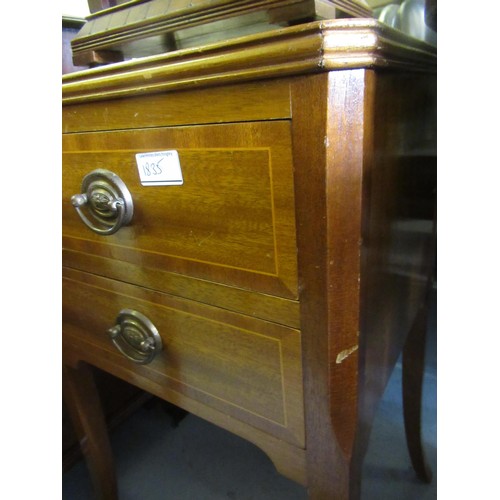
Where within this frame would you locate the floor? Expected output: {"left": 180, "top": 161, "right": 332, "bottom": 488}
{"left": 62, "top": 291, "right": 436, "bottom": 500}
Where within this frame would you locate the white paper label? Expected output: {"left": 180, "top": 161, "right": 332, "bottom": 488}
{"left": 135, "top": 150, "right": 183, "bottom": 186}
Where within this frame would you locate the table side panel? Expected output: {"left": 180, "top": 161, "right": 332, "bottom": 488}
{"left": 356, "top": 69, "right": 437, "bottom": 456}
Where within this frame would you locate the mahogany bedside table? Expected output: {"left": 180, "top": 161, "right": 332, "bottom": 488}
{"left": 62, "top": 19, "right": 436, "bottom": 499}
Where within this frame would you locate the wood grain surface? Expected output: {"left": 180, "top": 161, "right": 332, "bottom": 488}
{"left": 63, "top": 19, "right": 436, "bottom": 105}
{"left": 63, "top": 120, "right": 298, "bottom": 300}
{"left": 62, "top": 80, "right": 292, "bottom": 133}
{"left": 62, "top": 19, "right": 436, "bottom": 499}
{"left": 63, "top": 267, "right": 305, "bottom": 447}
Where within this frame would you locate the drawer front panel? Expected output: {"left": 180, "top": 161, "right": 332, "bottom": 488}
{"left": 62, "top": 80, "right": 291, "bottom": 132}
{"left": 63, "top": 121, "right": 297, "bottom": 299}
{"left": 62, "top": 251, "right": 301, "bottom": 329}
{"left": 62, "top": 268, "right": 305, "bottom": 447}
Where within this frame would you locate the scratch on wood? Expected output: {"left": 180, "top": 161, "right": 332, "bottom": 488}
{"left": 189, "top": 230, "right": 214, "bottom": 247}
{"left": 336, "top": 345, "right": 358, "bottom": 364}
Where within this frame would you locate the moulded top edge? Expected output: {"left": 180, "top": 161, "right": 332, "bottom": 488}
{"left": 62, "top": 19, "right": 436, "bottom": 104}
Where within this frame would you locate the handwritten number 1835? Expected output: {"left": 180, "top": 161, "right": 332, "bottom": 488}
{"left": 142, "top": 157, "right": 163, "bottom": 176}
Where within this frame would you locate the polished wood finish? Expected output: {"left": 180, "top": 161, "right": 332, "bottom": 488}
{"left": 63, "top": 120, "right": 298, "bottom": 299}
{"left": 62, "top": 20, "right": 436, "bottom": 499}
{"left": 63, "top": 370, "right": 149, "bottom": 471}
{"left": 64, "top": 326, "right": 308, "bottom": 484}
{"left": 290, "top": 70, "right": 367, "bottom": 499}
{"left": 62, "top": 251, "right": 301, "bottom": 328}
{"left": 62, "top": 79, "right": 291, "bottom": 132}
{"left": 351, "top": 69, "right": 436, "bottom": 499}
{"left": 71, "top": 0, "right": 372, "bottom": 65}
{"left": 403, "top": 208, "right": 436, "bottom": 484}
{"left": 403, "top": 300, "right": 433, "bottom": 483}
{"left": 62, "top": 363, "right": 118, "bottom": 500}
{"left": 62, "top": 19, "right": 436, "bottom": 105}
{"left": 289, "top": 66, "right": 436, "bottom": 500}
{"left": 63, "top": 16, "right": 153, "bottom": 472}
{"left": 63, "top": 267, "right": 305, "bottom": 446}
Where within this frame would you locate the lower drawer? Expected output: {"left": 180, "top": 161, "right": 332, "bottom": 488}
{"left": 62, "top": 267, "right": 305, "bottom": 447}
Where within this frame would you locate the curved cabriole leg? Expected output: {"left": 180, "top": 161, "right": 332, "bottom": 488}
{"left": 62, "top": 363, "right": 119, "bottom": 500}
{"left": 402, "top": 302, "right": 433, "bottom": 483}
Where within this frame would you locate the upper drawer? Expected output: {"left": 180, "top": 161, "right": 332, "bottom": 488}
{"left": 63, "top": 121, "right": 298, "bottom": 299}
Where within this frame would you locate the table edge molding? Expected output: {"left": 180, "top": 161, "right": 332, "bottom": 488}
{"left": 62, "top": 19, "right": 436, "bottom": 105}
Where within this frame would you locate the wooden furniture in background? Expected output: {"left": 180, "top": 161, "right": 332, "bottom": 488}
{"left": 62, "top": 19, "right": 436, "bottom": 499}
{"left": 70, "top": 0, "right": 372, "bottom": 65}
{"left": 62, "top": 17, "right": 88, "bottom": 74}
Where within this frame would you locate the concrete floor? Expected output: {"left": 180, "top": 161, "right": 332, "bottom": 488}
{"left": 62, "top": 292, "right": 436, "bottom": 499}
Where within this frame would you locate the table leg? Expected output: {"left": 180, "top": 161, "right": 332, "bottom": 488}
{"left": 62, "top": 362, "right": 119, "bottom": 499}
{"left": 402, "top": 301, "right": 433, "bottom": 483}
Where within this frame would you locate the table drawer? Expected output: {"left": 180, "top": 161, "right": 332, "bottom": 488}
{"left": 62, "top": 120, "right": 297, "bottom": 299}
{"left": 62, "top": 268, "right": 305, "bottom": 447}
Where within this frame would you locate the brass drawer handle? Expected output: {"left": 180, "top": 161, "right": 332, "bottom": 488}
{"left": 71, "top": 169, "right": 133, "bottom": 235}
{"left": 107, "top": 309, "right": 162, "bottom": 364}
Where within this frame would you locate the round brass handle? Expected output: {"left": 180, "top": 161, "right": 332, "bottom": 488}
{"left": 107, "top": 309, "right": 162, "bottom": 364}
{"left": 71, "top": 169, "right": 133, "bottom": 235}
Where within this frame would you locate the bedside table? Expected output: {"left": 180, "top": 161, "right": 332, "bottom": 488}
{"left": 62, "top": 19, "right": 436, "bottom": 499}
